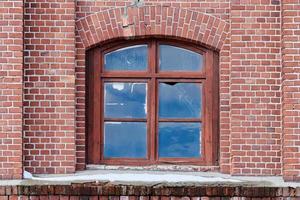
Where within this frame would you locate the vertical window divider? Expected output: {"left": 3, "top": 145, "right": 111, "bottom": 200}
{"left": 203, "top": 50, "right": 213, "bottom": 165}
{"left": 99, "top": 78, "right": 104, "bottom": 162}
{"left": 149, "top": 40, "right": 157, "bottom": 162}
{"left": 154, "top": 40, "right": 159, "bottom": 162}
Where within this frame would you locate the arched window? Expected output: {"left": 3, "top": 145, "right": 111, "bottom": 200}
{"left": 87, "top": 39, "right": 219, "bottom": 165}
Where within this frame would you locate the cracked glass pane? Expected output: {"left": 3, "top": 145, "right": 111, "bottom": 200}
{"left": 159, "top": 82, "right": 201, "bottom": 118}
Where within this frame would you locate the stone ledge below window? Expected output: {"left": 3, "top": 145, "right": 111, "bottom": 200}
{"left": 0, "top": 182, "right": 299, "bottom": 198}
{"left": 0, "top": 169, "right": 299, "bottom": 198}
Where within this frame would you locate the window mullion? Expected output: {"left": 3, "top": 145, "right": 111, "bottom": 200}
{"left": 149, "top": 77, "right": 157, "bottom": 162}
{"left": 149, "top": 40, "right": 157, "bottom": 162}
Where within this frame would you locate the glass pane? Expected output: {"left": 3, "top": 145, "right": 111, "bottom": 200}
{"left": 159, "top": 45, "right": 203, "bottom": 71}
{"left": 104, "top": 45, "right": 148, "bottom": 71}
{"left": 159, "top": 83, "right": 201, "bottom": 118}
{"left": 104, "top": 122, "right": 147, "bottom": 158}
{"left": 104, "top": 82, "right": 147, "bottom": 118}
{"left": 159, "top": 122, "right": 201, "bottom": 158}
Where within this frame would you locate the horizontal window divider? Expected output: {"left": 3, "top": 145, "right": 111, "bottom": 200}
{"left": 158, "top": 118, "right": 202, "bottom": 122}
{"left": 104, "top": 118, "right": 147, "bottom": 122}
{"left": 157, "top": 79, "right": 204, "bottom": 83}
{"left": 102, "top": 158, "right": 149, "bottom": 160}
{"left": 157, "top": 72, "right": 205, "bottom": 76}
{"left": 102, "top": 71, "right": 150, "bottom": 74}
{"left": 103, "top": 78, "right": 149, "bottom": 82}
{"left": 101, "top": 73, "right": 206, "bottom": 79}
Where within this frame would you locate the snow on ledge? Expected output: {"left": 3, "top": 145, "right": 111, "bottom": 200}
{"left": 32, "top": 171, "right": 242, "bottom": 183}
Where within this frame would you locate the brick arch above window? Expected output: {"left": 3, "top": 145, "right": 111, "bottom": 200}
{"left": 76, "top": 5, "right": 230, "bottom": 50}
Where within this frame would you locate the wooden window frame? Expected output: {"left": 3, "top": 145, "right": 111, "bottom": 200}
{"left": 87, "top": 38, "right": 219, "bottom": 166}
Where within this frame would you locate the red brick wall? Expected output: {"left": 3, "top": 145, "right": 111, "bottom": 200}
{"left": 0, "top": 0, "right": 299, "bottom": 181}
{"left": 23, "top": 0, "right": 76, "bottom": 174}
{"left": 230, "top": 0, "right": 282, "bottom": 175}
{"left": 0, "top": 0, "right": 23, "bottom": 179}
{"left": 282, "top": 0, "right": 300, "bottom": 182}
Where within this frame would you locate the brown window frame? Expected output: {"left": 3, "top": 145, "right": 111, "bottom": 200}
{"left": 87, "top": 38, "right": 219, "bottom": 166}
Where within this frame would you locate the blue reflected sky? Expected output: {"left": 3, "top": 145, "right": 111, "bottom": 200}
{"left": 105, "top": 82, "right": 147, "bottom": 118}
{"left": 104, "top": 122, "right": 147, "bottom": 158}
{"left": 159, "top": 83, "right": 201, "bottom": 118}
{"left": 159, "top": 122, "right": 201, "bottom": 158}
{"left": 159, "top": 45, "right": 202, "bottom": 71}
{"left": 104, "top": 45, "right": 148, "bottom": 71}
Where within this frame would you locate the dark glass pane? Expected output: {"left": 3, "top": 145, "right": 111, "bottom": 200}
{"left": 104, "top": 122, "right": 147, "bottom": 158}
{"left": 104, "top": 45, "right": 148, "bottom": 71}
{"left": 159, "top": 45, "right": 202, "bottom": 71}
{"left": 159, "top": 122, "right": 201, "bottom": 158}
{"left": 104, "top": 82, "right": 147, "bottom": 118}
{"left": 159, "top": 83, "right": 201, "bottom": 118}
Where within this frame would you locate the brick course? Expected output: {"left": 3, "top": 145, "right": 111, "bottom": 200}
{"left": 0, "top": 0, "right": 299, "bottom": 181}
{"left": 230, "top": 0, "right": 282, "bottom": 176}
{"left": 0, "top": 184, "right": 299, "bottom": 198}
{"left": 0, "top": 0, "right": 23, "bottom": 179}
{"left": 23, "top": 0, "right": 76, "bottom": 174}
{"left": 282, "top": 0, "right": 300, "bottom": 182}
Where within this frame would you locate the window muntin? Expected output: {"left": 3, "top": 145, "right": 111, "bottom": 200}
{"left": 87, "top": 39, "right": 218, "bottom": 165}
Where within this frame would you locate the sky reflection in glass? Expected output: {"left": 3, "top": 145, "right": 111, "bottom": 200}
{"left": 159, "top": 83, "right": 201, "bottom": 118}
{"left": 159, "top": 122, "right": 201, "bottom": 158}
{"left": 104, "top": 122, "right": 147, "bottom": 158}
{"left": 159, "top": 45, "right": 202, "bottom": 71}
{"left": 104, "top": 45, "right": 148, "bottom": 71}
{"left": 104, "top": 82, "right": 147, "bottom": 118}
